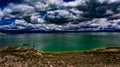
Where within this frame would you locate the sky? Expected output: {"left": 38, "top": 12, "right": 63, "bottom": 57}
{"left": 0, "top": 0, "right": 120, "bottom": 31}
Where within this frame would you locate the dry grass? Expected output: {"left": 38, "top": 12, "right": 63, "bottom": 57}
{"left": 0, "top": 46, "right": 120, "bottom": 67}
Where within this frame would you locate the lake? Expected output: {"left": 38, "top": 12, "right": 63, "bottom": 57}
{"left": 0, "top": 32, "right": 120, "bottom": 52}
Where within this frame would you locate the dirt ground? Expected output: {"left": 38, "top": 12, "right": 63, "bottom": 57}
{"left": 0, "top": 46, "right": 120, "bottom": 67}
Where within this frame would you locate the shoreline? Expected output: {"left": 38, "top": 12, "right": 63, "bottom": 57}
{"left": 0, "top": 46, "right": 120, "bottom": 67}
{"left": 1, "top": 30, "right": 120, "bottom": 34}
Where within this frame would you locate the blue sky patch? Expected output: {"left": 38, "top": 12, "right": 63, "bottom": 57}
{"left": 0, "top": 18, "right": 19, "bottom": 25}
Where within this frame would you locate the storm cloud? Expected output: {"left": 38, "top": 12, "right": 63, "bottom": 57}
{"left": 0, "top": 0, "right": 120, "bottom": 31}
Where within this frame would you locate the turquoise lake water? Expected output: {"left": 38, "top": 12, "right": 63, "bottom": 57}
{"left": 0, "top": 33, "right": 120, "bottom": 52}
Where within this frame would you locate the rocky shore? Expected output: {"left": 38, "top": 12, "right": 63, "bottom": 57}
{"left": 0, "top": 46, "right": 120, "bottom": 67}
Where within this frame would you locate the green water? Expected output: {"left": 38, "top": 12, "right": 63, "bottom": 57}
{"left": 0, "top": 33, "right": 120, "bottom": 52}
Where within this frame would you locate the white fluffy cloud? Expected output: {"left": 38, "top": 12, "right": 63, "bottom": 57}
{"left": 10, "top": 4, "right": 35, "bottom": 17}
{"left": 63, "top": 0, "right": 88, "bottom": 7}
{"left": 45, "top": 10, "right": 80, "bottom": 23}
{"left": 98, "top": 0, "right": 120, "bottom": 3}
{"left": 33, "top": 2, "right": 48, "bottom": 11}
{"left": 30, "top": 15, "right": 45, "bottom": 24}
{"left": 0, "top": 9, "right": 4, "bottom": 20}
{"left": 14, "top": 19, "right": 27, "bottom": 26}
{"left": 47, "top": 0, "right": 63, "bottom": 6}
{"left": 46, "top": 10, "right": 75, "bottom": 19}
{"left": 2, "top": 7, "right": 13, "bottom": 18}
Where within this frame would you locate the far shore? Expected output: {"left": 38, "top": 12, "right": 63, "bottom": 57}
{"left": 1, "top": 30, "right": 120, "bottom": 34}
